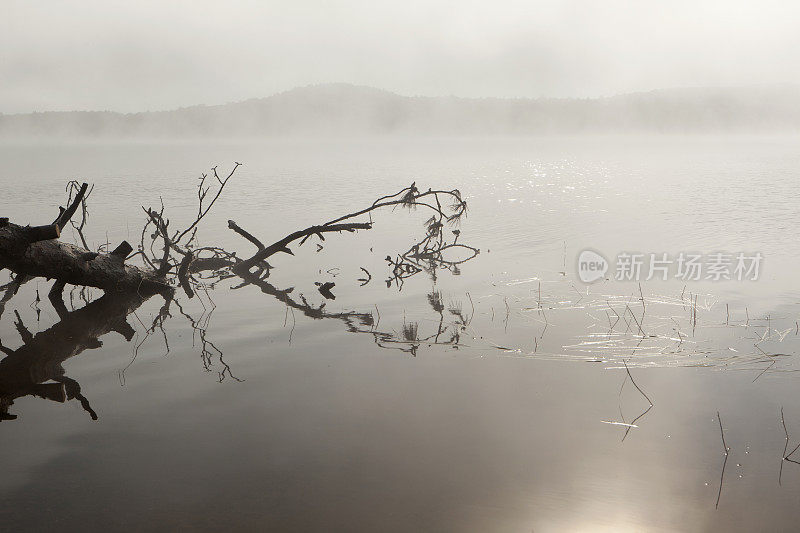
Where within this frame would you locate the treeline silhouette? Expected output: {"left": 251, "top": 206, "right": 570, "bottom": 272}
{"left": 2, "top": 83, "right": 800, "bottom": 137}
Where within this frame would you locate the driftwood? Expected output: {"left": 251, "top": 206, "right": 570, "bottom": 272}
{"left": 0, "top": 164, "right": 482, "bottom": 420}
{"left": 0, "top": 225, "right": 168, "bottom": 294}
{"left": 0, "top": 183, "right": 168, "bottom": 295}
{"left": 1, "top": 165, "right": 476, "bottom": 300}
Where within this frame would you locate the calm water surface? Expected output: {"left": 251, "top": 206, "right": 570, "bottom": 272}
{"left": 2, "top": 137, "right": 800, "bottom": 531}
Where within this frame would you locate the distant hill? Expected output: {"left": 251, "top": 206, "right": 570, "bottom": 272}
{"left": 2, "top": 83, "right": 799, "bottom": 137}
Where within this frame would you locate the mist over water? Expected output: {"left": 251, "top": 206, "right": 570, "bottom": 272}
{"left": 4, "top": 1, "right": 800, "bottom": 530}
{"left": 4, "top": 1, "right": 800, "bottom": 112}
{"left": 3, "top": 84, "right": 800, "bottom": 137}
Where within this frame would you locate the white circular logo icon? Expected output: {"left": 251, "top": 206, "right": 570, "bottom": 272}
{"left": 577, "top": 249, "right": 608, "bottom": 283}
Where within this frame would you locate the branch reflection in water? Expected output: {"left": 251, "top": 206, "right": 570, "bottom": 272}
{"left": 1, "top": 237, "right": 479, "bottom": 420}
{"left": 0, "top": 289, "right": 145, "bottom": 422}
{"left": 0, "top": 274, "right": 478, "bottom": 421}
{"left": 1, "top": 165, "right": 482, "bottom": 420}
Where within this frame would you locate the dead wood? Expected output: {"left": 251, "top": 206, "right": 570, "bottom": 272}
{"left": 0, "top": 224, "right": 168, "bottom": 294}
{"left": 0, "top": 181, "right": 169, "bottom": 295}
{"left": 0, "top": 165, "right": 479, "bottom": 386}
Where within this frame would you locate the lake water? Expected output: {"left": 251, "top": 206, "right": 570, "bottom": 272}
{"left": 2, "top": 137, "right": 800, "bottom": 531}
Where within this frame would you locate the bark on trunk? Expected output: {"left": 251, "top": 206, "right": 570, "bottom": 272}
{"left": 0, "top": 222, "right": 168, "bottom": 294}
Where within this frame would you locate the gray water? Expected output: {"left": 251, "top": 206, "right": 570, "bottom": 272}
{"left": 2, "top": 137, "right": 800, "bottom": 531}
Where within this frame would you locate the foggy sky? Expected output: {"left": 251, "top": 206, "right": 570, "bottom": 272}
{"left": 2, "top": 0, "right": 799, "bottom": 113}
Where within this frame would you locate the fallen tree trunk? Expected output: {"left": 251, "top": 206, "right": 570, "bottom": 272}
{"left": 0, "top": 222, "right": 168, "bottom": 294}
{"left": 0, "top": 182, "right": 169, "bottom": 295}
{"left": 0, "top": 170, "right": 481, "bottom": 414}
{"left": 1, "top": 173, "right": 474, "bottom": 301}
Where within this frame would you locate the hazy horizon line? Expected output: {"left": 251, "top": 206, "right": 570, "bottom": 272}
{"left": 4, "top": 81, "right": 798, "bottom": 116}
